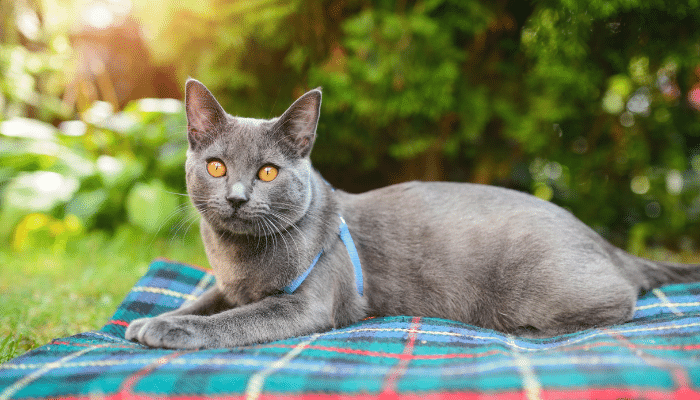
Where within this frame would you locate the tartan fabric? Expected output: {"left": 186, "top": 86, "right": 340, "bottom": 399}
{"left": 2, "top": 259, "right": 700, "bottom": 399}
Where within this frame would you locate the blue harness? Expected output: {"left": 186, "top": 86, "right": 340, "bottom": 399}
{"left": 282, "top": 214, "right": 364, "bottom": 296}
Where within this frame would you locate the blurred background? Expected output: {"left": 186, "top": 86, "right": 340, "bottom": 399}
{"left": 1, "top": 0, "right": 700, "bottom": 358}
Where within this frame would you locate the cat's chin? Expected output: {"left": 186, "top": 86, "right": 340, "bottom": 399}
{"left": 204, "top": 215, "right": 276, "bottom": 238}
{"left": 206, "top": 218, "right": 257, "bottom": 237}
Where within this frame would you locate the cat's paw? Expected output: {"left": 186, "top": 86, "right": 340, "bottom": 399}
{"left": 125, "top": 317, "right": 151, "bottom": 342}
{"left": 126, "top": 316, "right": 212, "bottom": 349}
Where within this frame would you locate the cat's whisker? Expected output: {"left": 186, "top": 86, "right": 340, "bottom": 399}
{"left": 179, "top": 215, "right": 200, "bottom": 241}
{"left": 259, "top": 216, "right": 278, "bottom": 263}
{"left": 266, "top": 216, "right": 280, "bottom": 264}
{"left": 165, "top": 190, "right": 191, "bottom": 197}
{"left": 184, "top": 194, "right": 213, "bottom": 202}
{"left": 274, "top": 216, "right": 308, "bottom": 247}
{"left": 254, "top": 219, "right": 263, "bottom": 252}
{"left": 168, "top": 204, "right": 199, "bottom": 234}
{"left": 269, "top": 215, "right": 293, "bottom": 266}
{"left": 260, "top": 218, "right": 270, "bottom": 264}
{"left": 168, "top": 211, "right": 191, "bottom": 241}
{"left": 265, "top": 200, "right": 330, "bottom": 229}
{"left": 268, "top": 203, "right": 338, "bottom": 231}
{"left": 170, "top": 209, "right": 200, "bottom": 243}
{"left": 168, "top": 219, "right": 191, "bottom": 247}
{"left": 267, "top": 212, "right": 303, "bottom": 259}
{"left": 268, "top": 211, "right": 309, "bottom": 250}
{"left": 216, "top": 223, "right": 227, "bottom": 244}
{"left": 144, "top": 201, "right": 195, "bottom": 249}
{"left": 268, "top": 200, "right": 329, "bottom": 217}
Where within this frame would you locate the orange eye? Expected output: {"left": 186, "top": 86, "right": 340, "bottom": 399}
{"left": 207, "top": 160, "right": 226, "bottom": 177}
{"left": 258, "top": 165, "right": 278, "bottom": 182}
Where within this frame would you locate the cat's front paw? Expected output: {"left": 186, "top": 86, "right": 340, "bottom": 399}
{"left": 126, "top": 316, "right": 212, "bottom": 349}
{"left": 125, "top": 317, "right": 150, "bottom": 342}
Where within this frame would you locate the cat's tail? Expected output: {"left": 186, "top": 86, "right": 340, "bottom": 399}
{"left": 635, "top": 257, "right": 700, "bottom": 291}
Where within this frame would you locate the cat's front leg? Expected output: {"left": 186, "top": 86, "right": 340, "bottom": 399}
{"left": 129, "top": 293, "right": 332, "bottom": 349}
{"left": 125, "top": 285, "right": 230, "bottom": 344}
{"left": 128, "top": 314, "right": 217, "bottom": 349}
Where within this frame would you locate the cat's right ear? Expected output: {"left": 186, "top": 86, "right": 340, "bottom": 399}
{"left": 274, "top": 88, "right": 322, "bottom": 158}
{"left": 185, "top": 79, "right": 227, "bottom": 149}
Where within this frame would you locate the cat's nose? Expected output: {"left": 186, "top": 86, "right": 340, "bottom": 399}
{"left": 226, "top": 182, "right": 249, "bottom": 207}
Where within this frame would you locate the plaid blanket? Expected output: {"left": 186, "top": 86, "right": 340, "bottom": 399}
{"left": 2, "top": 259, "right": 700, "bottom": 400}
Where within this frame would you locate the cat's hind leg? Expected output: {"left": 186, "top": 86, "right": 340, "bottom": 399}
{"left": 513, "top": 297, "right": 636, "bottom": 338}
{"left": 512, "top": 264, "right": 638, "bottom": 338}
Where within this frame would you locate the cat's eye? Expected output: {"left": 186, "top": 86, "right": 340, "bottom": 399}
{"left": 207, "top": 160, "right": 226, "bottom": 177}
{"left": 258, "top": 165, "right": 278, "bottom": 182}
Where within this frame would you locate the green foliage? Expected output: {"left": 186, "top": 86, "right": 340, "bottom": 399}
{"left": 516, "top": 0, "right": 700, "bottom": 249}
{"left": 0, "top": 99, "right": 191, "bottom": 250}
{"left": 0, "top": 0, "right": 72, "bottom": 122}
{"left": 2, "top": 0, "right": 700, "bottom": 264}
{"left": 3, "top": 0, "right": 700, "bottom": 361}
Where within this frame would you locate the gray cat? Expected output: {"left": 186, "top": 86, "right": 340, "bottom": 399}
{"left": 126, "top": 79, "right": 700, "bottom": 349}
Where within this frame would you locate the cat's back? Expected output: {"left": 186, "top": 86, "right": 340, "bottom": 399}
{"left": 340, "top": 180, "right": 571, "bottom": 226}
{"left": 337, "top": 179, "right": 605, "bottom": 274}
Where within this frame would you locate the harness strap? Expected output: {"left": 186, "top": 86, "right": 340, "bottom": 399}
{"left": 282, "top": 214, "right": 363, "bottom": 295}
{"left": 283, "top": 249, "right": 323, "bottom": 294}
{"left": 339, "top": 215, "right": 364, "bottom": 296}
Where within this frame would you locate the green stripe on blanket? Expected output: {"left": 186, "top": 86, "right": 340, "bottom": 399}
{"left": 1, "top": 258, "right": 700, "bottom": 399}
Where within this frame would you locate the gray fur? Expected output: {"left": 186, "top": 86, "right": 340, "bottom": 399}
{"left": 126, "top": 79, "right": 700, "bottom": 349}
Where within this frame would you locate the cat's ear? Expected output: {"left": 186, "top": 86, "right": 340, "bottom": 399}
{"left": 185, "top": 78, "right": 227, "bottom": 149}
{"left": 274, "top": 88, "right": 322, "bottom": 158}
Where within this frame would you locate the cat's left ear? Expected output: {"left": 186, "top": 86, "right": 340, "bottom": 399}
{"left": 274, "top": 88, "right": 322, "bottom": 158}
{"left": 185, "top": 78, "right": 227, "bottom": 150}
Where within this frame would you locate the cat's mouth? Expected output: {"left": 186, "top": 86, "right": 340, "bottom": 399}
{"left": 206, "top": 204, "right": 277, "bottom": 236}
{"left": 199, "top": 199, "right": 300, "bottom": 237}
{"left": 222, "top": 207, "right": 259, "bottom": 231}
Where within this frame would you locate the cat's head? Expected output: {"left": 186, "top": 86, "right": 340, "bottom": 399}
{"left": 183, "top": 79, "right": 322, "bottom": 236}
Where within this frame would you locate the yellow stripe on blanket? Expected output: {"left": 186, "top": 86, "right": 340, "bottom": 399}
{"left": 132, "top": 286, "right": 199, "bottom": 301}
{"left": 635, "top": 301, "right": 700, "bottom": 311}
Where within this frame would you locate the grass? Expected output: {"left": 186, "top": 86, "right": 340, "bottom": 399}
{"left": 0, "top": 225, "right": 208, "bottom": 363}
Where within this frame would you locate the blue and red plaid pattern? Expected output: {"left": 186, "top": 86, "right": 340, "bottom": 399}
{"left": 2, "top": 258, "right": 700, "bottom": 399}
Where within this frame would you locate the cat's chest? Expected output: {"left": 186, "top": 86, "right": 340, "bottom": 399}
{"left": 201, "top": 220, "right": 289, "bottom": 303}
{"left": 206, "top": 239, "right": 284, "bottom": 304}
{"left": 216, "top": 279, "right": 273, "bottom": 306}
